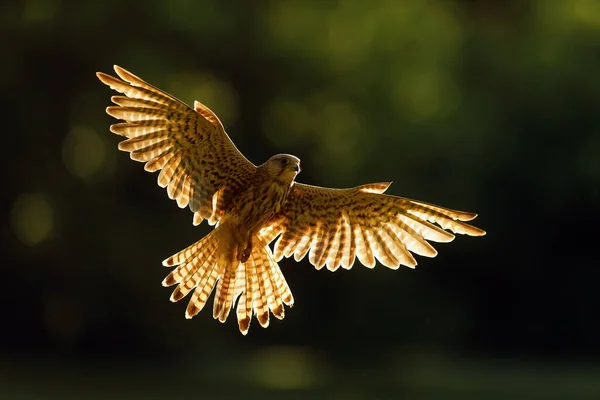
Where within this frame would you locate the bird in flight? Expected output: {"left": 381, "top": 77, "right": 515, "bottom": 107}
{"left": 97, "top": 66, "right": 485, "bottom": 335}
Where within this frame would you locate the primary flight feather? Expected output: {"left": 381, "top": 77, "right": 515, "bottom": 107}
{"left": 97, "top": 66, "right": 485, "bottom": 335}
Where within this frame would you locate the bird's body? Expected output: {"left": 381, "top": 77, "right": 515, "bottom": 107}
{"left": 230, "top": 155, "right": 300, "bottom": 246}
{"left": 161, "top": 154, "right": 300, "bottom": 332}
{"left": 97, "top": 66, "right": 486, "bottom": 335}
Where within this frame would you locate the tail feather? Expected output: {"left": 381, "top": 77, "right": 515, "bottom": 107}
{"left": 162, "top": 232, "right": 218, "bottom": 267}
{"left": 169, "top": 253, "right": 216, "bottom": 303}
{"left": 162, "top": 233, "right": 219, "bottom": 303}
{"left": 232, "top": 265, "right": 247, "bottom": 300}
{"left": 186, "top": 264, "right": 219, "bottom": 319}
{"left": 255, "top": 246, "right": 278, "bottom": 320}
{"left": 161, "top": 227, "right": 221, "bottom": 318}
{"left": 249, "top": 249, "right": 270, "bottom": 328}
{"left": 263, "top": 242, "right": 295, "bottom": 307}
{"left": 162, "top": 227, "right": 295, "bottom": 334}
{"left": 236, "top": 267, "right": 253, "bottom": 334}
{"left": 266, "top": 264, "right": 285, "bottom": 320}
{"left": 161, "top": 241, "right": 218, "bottom": 288}
{"left": 246, "top": 238, "right": 295, "bottom": 326}
{"left": 213, "top": 259, "right": 239, "bottom": 322}
{"left": 236, "top": 292, "right": 250, "bottom": 334}
{"left": 256, "top": 238, "right": 289, "bottom": 319}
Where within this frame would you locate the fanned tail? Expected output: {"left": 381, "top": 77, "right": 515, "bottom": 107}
{"left": 212, "top": 252, "right": 240, "bottom": 323}
{"left": 235, "top": 236, "right": 295, "bottom": 335}
{"left": 161, "top": 224, "right": 235, "bottom": 320}
{"left": 161, "top": 228, "right": 220, "bottom": 317}
{"left": 161, "top": 227, "right": 294, "bottom": 335}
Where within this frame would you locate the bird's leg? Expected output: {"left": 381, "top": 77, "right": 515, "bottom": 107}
{"left": 240, "top": 242, "right": 253, "bottom": 263}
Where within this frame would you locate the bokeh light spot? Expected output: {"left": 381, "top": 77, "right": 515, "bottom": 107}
{"left": 166, "top": 72, "right": 238, "bottom": 127}
{"left": 315, "top": 101, "right": 362, "bottom": 170}
{"left": 62, "top": 126, "right": 107, "bottom": 179}
{"left": 394, "top": 69, "right": 460, "bottom": 123}
{"left": 11, "top": 193, "right": 54, "bottom": 246}
{"left": 263, "top": 99, "right": 311, "bottom": 147}
{"left": 250, "top": 346, "right": 320, "bottom": 389}
{"left": 567, "top": 0, "right": 600, "bottom": 29}
{"left": 22, "top": 0, "right": 59, "bottom": 22}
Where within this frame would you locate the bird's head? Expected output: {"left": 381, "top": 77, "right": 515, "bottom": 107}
{"left": 262, "top": 154, "right": 301, "bottom": 185}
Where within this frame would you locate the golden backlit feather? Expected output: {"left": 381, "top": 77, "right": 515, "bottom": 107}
{"left": 270, "top": 183, "right": 485, "bottom": 271}
{"left": 98, "top": 65, "right": 485, "bottom": 336}
{"left": 97, "top": 66, "right": 256, "bottom": 225}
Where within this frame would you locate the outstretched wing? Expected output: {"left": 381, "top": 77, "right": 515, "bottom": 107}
{"left": 97, "top": 65, "right": 256, "bottom": 226}
{"left": 261, "top": 182, "right": 485, "bottom": 271}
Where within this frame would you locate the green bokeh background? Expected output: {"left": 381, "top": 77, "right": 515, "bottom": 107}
{"left": 3, "top": 0, "right": 600, "bottom": 398}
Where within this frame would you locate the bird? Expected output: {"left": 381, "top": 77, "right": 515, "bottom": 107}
{"left": 97, "top": 65, "right": 486, "bottom": 335}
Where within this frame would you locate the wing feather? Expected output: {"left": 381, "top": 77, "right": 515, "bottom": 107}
{"left": 97, "top": 66, "right": 256, "bottom": 225}
{"left": 266, "top": 183, "right": 485, "bottom": 271}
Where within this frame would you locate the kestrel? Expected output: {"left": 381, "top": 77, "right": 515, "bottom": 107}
{"left": 97, "top": 66, "right": 486, "bottom": 335}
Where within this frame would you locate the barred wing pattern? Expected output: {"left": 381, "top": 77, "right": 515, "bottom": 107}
{"left": 263, "top": 182, "right": 486, "bottom": 271}
{"left": 97, "top": 66, "right": 256, "bottom": 226}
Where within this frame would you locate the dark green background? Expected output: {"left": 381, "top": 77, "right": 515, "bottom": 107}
{"left": 3, "top": 0, "right": 600, "bottom": 398}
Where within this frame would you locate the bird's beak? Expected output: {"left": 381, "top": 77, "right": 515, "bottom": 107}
{"left": 293, "top": 164, "right": 301, "bottom": 173}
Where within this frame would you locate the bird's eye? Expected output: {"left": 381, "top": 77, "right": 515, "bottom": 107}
{"left": 280, "top": 158, "right": 289, "bottom": 166}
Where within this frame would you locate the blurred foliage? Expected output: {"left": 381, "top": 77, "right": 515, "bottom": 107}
{"left": 2, "top": 0, "right": 600, "bottom": 398}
